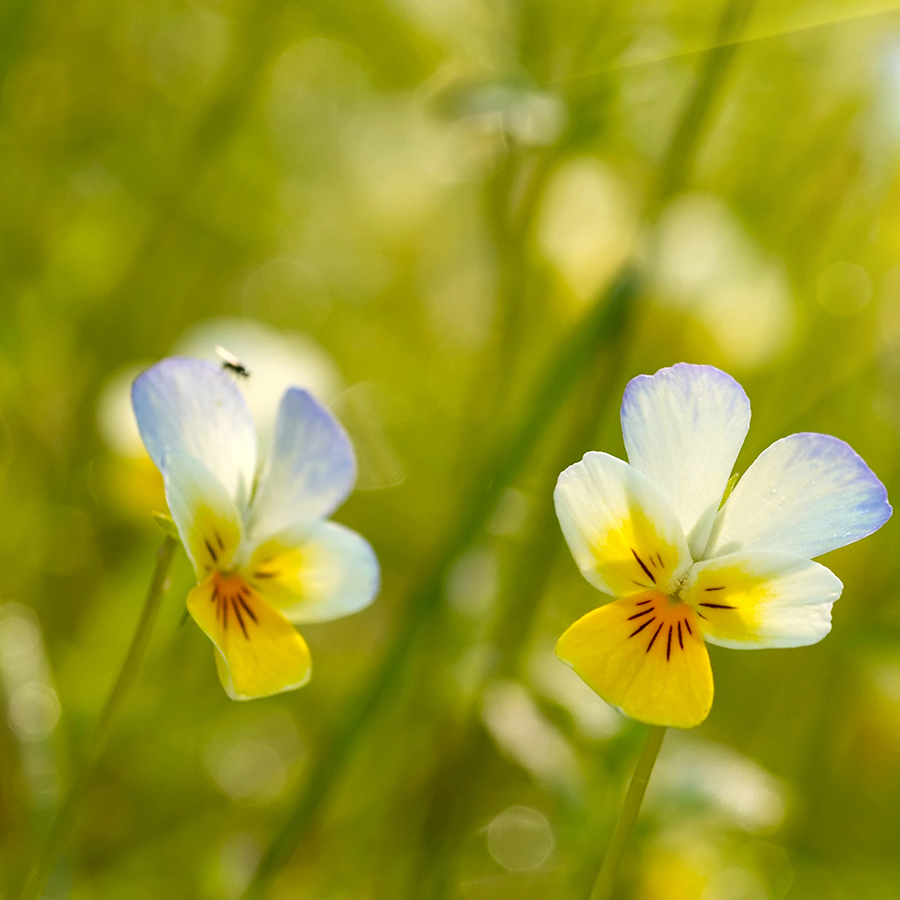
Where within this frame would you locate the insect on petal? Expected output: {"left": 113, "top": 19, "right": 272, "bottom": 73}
{"left": 132, "top": 357, "right": 257, "bottom": 507}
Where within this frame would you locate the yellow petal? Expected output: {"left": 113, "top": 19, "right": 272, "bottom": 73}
{"left": 556, "top": 592, "right": 713, "bottom": 728}
{"left": 245, "top": 538, "right": 305, "bottom": 604}
{"left": 189, "top": 504, "right": 242, "bottom": 578}
{"left": 187, "top": 574, "right": 312, "bottom": 700}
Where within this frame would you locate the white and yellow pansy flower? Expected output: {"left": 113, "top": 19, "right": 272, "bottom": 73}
{"left": 132, "top": 357, "right": 379, "bottom": 700}
{"left": 555, "top": 363, "right": 891, "bottom": 728}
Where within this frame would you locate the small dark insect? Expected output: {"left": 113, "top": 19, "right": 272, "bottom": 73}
{"left": 215, "top": 345, "right": 250, "bottom": 378}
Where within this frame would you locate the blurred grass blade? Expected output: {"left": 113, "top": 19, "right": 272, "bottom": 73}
{"left": 241, "top": 269, "right": 642, "bottom": 899}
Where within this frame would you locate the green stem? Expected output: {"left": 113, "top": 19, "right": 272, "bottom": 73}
{"left": 16, "top": 535, "right": 179, "bottom": 900}
{"left": 589, "top": 725, "right": 667, "bottom": 900}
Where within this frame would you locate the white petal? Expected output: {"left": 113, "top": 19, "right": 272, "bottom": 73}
{"left": 554, "top": 452, "right": 692, "bottom": 598}
{"left": 249, "top": 389, "right": 356, "bottom": 541}
{"left": 247, "top": 521, "right": 379, "bottom": 623}
{"left": 621, "top": 363, "right": 750, "bottom": 557}
{"left": 162, "top": 450, "right": 244, "bottom": 577}
{"left": 683, "top": 551, "right": 842, "bottom": 649}
{"left": 132, "top": 358, "right": 257, "bottom": 506}
{"left": 706, "top": 433, "right": 892, "bottom": 559}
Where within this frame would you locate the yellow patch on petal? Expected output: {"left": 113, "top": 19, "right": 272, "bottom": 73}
{"left": 588, "top": 509, "right": 687, "bottom": 597}
{"left": 556, "top": 592, "right": 713, "bottom": 728}
{"left": 187, "top": 573, "right": 312, "bottom": 700}
{"left": 188, "top": 506, "right": 242, "bottom": 577}
{"left": 683, "top": 562, "right": 768, "bottom": 645}
{"left": 244, "top": 539, "right": 306, "bottom": 608}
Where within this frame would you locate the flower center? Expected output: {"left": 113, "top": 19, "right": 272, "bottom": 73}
{"left": 675, "top": 566, "right": 738, "bottom": 624}
{"left": 625, "top": 590, "right": 700, "bottom": 661}
{"left": 210, "top": 571, "right": 260, "bottom": 640}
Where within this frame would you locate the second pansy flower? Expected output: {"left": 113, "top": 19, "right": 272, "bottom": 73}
{"left": 555, "top": 363, "right": 891, "bottom": 728}
{"left": 132, "top": 357, "right": 379, "bottom": 700}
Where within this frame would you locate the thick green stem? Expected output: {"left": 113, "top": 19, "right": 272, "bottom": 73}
{"left": 16, "top": 535, "right": 179, "bottom": 900}
{"left": 589, "top": 726, "right": 667, "bottom": 900}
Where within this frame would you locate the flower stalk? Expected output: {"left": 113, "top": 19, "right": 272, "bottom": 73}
{"left": 589, "top": 725, "right": 666, "bottom": 900}
{"left": 16, "top": 535, "right": 178, "bottom": 900}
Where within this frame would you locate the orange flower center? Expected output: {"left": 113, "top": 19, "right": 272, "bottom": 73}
{"left": 210, "top": 571, "right": 260, "bottom": 640}
{"left": 625, "top": 590, "right": 701, "bottom": 661}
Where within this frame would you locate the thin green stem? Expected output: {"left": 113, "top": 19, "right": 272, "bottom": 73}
{"left": 589, "top": 726, "right": 667, "bottom": 900}
{"left": 16, "top": 535, "right": 179, "bottom": 900}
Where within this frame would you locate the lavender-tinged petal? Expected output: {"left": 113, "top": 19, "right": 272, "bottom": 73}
{"left": 622, "top": 363, "right": 750, "bottom": 558}
{"left": 706, "top": 433, "right": 891, "bottom": 559}
{"left": 249, "top": 389, "right": 356, "bottom": 540}
{"left": 132, "top": 357, "right": 257, "bottom": 506}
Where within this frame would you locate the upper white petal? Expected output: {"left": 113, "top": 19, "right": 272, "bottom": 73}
{"left": 554, "top": 451, "right": 692, "bottom": 597}
{"left": 621, "top": 363, "right": 750, "bottom": 558}
{"left": 706, "top": 433, "right": 891, "bottom": 559}
{"left": 132, "top": 357, "right": 257, "bottom": 506}
{"left": 249, "top": 389, "right": 356, "bottom": 541}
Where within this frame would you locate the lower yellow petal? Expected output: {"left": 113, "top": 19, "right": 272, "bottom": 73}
{"left": 556, "top": 592, "right": 713, "bottom": 728}
{"left": 187, "top": 574, "right": 312, "bottom": 700}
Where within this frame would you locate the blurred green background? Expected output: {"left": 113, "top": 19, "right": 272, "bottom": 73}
{"left": 3, "top": 0, "right": 900, "bottom": 897}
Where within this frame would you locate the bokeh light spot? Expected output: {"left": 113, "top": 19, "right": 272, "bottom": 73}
{"left": 486, "top": 806, "right": 553, "bottom": 872}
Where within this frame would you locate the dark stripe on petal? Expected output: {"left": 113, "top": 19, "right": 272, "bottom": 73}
{"left": 627, "top": 608, "right": 654, "bottom": 621}
{"left": 231, "top": 598, "right": 249, "bottom": 639}
{"left": 237, "top": 595, "right": 257, "bottom": 623}
{"left": 631, "top": 549, "right": 656, "bottom": 584}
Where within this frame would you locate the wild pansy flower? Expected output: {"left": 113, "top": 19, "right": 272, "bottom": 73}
{"left": 555, "top": 363, "right": 891, "bottom": 728}
{"left": 132, "top": 357, "right": 379, "bottom": 700}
